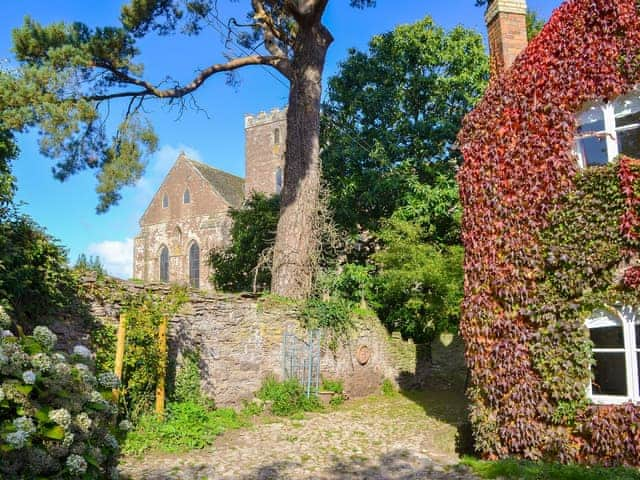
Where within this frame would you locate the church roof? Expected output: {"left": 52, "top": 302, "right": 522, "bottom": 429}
{"left": 187, "top": 159, "right": 245, "bottom": 208}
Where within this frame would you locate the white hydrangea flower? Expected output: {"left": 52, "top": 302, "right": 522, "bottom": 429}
{"left": 62, "top": 432, "right": 75, "bottom": 448}
{"left": 0, "top": 305, "right": 11, "bottom": 329}
{"left": 65, "top": 454, "right": 87, "bottom": 475}
{"left": 33, "top": 326, "right": 57, "bottom": 350}
{"left": 6, "top": 430, "right": 29, "bottom": 448}
{"left": 52, "top": 352, "right": 67, "bottom": 363}
{"left": 31, "top": 353, "right": 52, "bottom": 372}
{"left": 1, "top": 329, "right": 14, "bottom": 338}
{"left": 110, "top": 466, "right": 120, "bottom": 480}
{"left": 97, "top": 372, "right": 120, "bottom": 389}
{"left": 0, "top": 351, "right": 7, "bottom": 366}
{"left": 49, "top": 408, "right": 72, "bottom": 428}
{"left": 13, "top": 416, "right": 36, "bottom": 435}
{"left": 118, "top": 419, "right": 132, "bottom": 432}
{"left": 74, "top": 412, "right": 92, "bottom": 433}
{"left": 74, "top": 363, "right": 89, "bottom": 372}
{"left": 0, "top": 386, "right": 4, "bottom": 402}
{"left": 22, "top": 370, "right": 36, "bottom": 385}
{"left": 72, "top": 345, "right": 92, "bottom": 359}
{"left": 103, "top": 433, "right": 119, "bottom": 450}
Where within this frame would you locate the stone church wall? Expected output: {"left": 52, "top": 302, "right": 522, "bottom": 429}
{"left": 245, "top": 108, "right": 286, "bottom": 196}
{"left": 53, "top": 275, "right": 437, "bottom": 407}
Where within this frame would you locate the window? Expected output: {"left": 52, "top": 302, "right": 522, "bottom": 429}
{"left": 575, "top": 89, "right": 640, "bottom": 167}
{"left": 275, "top": 166, "right": 283, "bottom": 194}
{"left": 183, "top": 189, "right": 191, "bottom": 204}
{"left": 162, "top": 193, "right": 169, "bottom": 209}
{"left": 189, "top": 242, "right": 200, "bottom": 289}
{"left": 159, "top": 246, "right": 169, "bottom": 283}
{"left": 274, "top": 128, "right": 281, "bottom": 145}
{"left": 586, "top": 306, "right": 639, "bottom": 404}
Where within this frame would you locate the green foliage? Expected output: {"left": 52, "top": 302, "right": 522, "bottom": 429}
{"left": 461, "top": 457, "right": 640, "bottom": 480}
{"left": 0, "top": 324, "right": 120, "bottom": 478}
{"left": 381, "top": 378, "right": 396, "bottom": 397}
{"left": 0, "top": 214, "right": 77, "bottom": 323}
{"left": 91, "top": 288, "right": 187, "bottom": 419}
{"left": 301, "top": 297, "right": 355, "bottom": 350}
{"left": 371, "top": 217, "right": 463, "bottom": 343}
{"left": 171, "top": 349, "right": 209, "bottom": 407}
{"left": 526, "top": 10, "right": 546, "bottom": 41}
{"left": 209, "top": 193, "right": 280, "bottom": 292}
{"left": 320, "top": 378, "right": 344, "bottom": 394}
{"left": 122, "top": 402, "right": 244, "bottom": 455}
{"left": 322, "top": 16, "right": 488, "bottom": 233}
{"left": 74, "top": 253, "right": 106, "bottom": 278}
{"left": 256, "top": 376, "right": 321, "bottom": 417}
{"left": 0, "top": 130, "right": 17, "bottom": 216}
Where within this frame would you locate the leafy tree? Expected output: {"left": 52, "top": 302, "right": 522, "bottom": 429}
{"left": 0, "top": 129, "right": 17, "bottom": 217}
{"left": 526, "top": 10, "right": 545, "bottom": 41}
{"left": 0, "top": 215, "right": 77, "bottom": 322}
{"left": 1, "top": 0, "right": 375, "bottom": 299}
{"left": 75, "top": 253, "right": 107, "bottom": 277}
{"left": 322, "top": 16, "right": 488, "bottom": 233}
{"left": 209, "top": 193, "right": 279, "bottom": 292}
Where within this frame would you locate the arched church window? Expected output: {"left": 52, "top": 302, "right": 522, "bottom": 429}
{"left": 159, "top": 245, "right": 169, "bottom": 283}
{"left": 189, "top": 242, "right": 200, "bottom": 289}
{"left": 275, "top": 166, "right": 283, "bottom": 194}
{"left": 274, "top": 128, "right": 281, "bottom": 145}
{"left": 183, "top": 189, "right": 191, "bottom": 204}
{"left": 162, "top": 193, "right": 169, "bottom": 208}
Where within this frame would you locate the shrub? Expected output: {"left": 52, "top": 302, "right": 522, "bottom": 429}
{"left": 122, "top": 401, "right": 244, "bottom": 455}
{"left": 0, "top": 317, "right": 120, "bottom": 479}
{"left": 256, "top": 376, "right": 321, "bottom": 417}
{"left": 381, "top": 378, "right": 396, "bottom": 397}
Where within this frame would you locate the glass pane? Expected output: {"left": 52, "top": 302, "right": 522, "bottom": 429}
{"left": 590, "top": 325, "right": 625, "bottom": 348}
{"left": 617, "top": 126, "right": 640, "bottom": 159}
{"left": 577, "top": 136, "right": 608, "bottom": 166}
{"left": 577, "top": 105, "right": 605, "bottom": 131}
{"left": 592, "top": 352, "right": 627, "bottom": 396}
{"left": 614, "top": 92, "right": 640, "bottom": 128}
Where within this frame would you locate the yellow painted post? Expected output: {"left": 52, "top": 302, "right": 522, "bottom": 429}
{"left": 113, "top": 312, "right": 127, "bottom": 401}
{"left": 155, "top": 315, "right": 168, "bottom": 419}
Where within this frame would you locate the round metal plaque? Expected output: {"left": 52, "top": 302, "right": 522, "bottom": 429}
{"left": 356, "top": 345, "right": 371, "bottom": 365}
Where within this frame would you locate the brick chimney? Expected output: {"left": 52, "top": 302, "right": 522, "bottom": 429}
{"left": 485, "top": 0, "right": 528, "bottom": 73}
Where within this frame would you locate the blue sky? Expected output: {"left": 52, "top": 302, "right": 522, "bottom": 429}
{"left": 0, "top": 0, "right": 562, "bottom": 278}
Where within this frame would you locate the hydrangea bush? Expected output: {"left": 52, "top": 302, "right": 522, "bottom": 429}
{"left": 0, "top": 306, "right": 122, "bottom": 479}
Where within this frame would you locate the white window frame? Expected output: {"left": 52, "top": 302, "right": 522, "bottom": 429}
{"left": 586, "top": 306, "right": 639, "bottom": 405}
{"left": 575, "top": 89, "right": 640, "bottom": 168}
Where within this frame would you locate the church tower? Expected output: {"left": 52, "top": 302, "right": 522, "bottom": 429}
{"left": 244, "top": 107, "right": 286, "bottom": 197}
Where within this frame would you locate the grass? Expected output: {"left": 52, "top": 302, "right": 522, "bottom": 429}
{"left": 122, "top": 401, "right": 247, "bottom": 455}
{"left": 462, "top": 457, "right": 640, "bottom": 480}
{"left": 256, "top": 376, "right": 321, "bottom": 416}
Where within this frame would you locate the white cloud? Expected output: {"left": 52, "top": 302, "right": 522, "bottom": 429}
{"left": 87, "top": 238, "right": 134, "bottom": 279}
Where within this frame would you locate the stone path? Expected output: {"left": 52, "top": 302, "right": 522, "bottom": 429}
{"left": 120, "top": 390, "right": 479, "bottom": 480}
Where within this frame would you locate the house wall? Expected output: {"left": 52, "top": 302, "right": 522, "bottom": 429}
{"left": 244, "top": 108, "right": 286, "bottom": 197}
{"left": 133, "top": 155, "right": 233, "bottom": 290}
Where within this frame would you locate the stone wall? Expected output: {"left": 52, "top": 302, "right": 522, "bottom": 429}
{"left": 244, "top": 108, "right": 286, "bottom": 197}
{"left": 54, "top": 275, "right": 445, "bottom": 407}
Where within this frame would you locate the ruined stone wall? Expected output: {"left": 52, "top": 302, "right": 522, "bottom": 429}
{"left": 244, "top": 108, "right": 286, "bottom": 197}
{"left": 63, "top": 276, "right": 435, "bottom": 407}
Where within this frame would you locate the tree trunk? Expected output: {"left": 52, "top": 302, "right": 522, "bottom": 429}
{"left": 271, "top": 24, "right": 333, "bottom": 299}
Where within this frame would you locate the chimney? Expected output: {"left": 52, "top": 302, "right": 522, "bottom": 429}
{"left": 485, "top": 0, "right": 528, "bottom": 73}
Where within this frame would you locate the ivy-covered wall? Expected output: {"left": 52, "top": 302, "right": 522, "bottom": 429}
{"left": 458, "top": 0, "right": 640, "bottom": 466}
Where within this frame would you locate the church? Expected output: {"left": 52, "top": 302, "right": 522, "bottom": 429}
{"left": 133, "top": 107, "right": 286, "bottom": 290}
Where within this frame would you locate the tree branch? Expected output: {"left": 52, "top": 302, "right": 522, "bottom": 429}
{"left": 92, "top": 53, "right": 292, "bottom": 101}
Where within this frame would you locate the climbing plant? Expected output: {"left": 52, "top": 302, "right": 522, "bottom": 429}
{"left": 458, "top": 0, "right": 640, "bottom": 465}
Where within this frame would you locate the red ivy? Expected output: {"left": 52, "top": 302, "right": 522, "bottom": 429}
{"left": 618, "top": 156, "right": 640, "bottom": 241}
{"left": 458, "top": 0, "right": 640, "bottom": 465}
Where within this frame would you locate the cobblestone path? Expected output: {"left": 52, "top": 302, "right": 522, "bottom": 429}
{"left": 120, "top": 390, "right": 479, "bottom": 480}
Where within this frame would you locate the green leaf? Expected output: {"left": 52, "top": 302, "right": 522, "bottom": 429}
{"left": 42, "top": 425, "right": 65, "bottom": 440}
